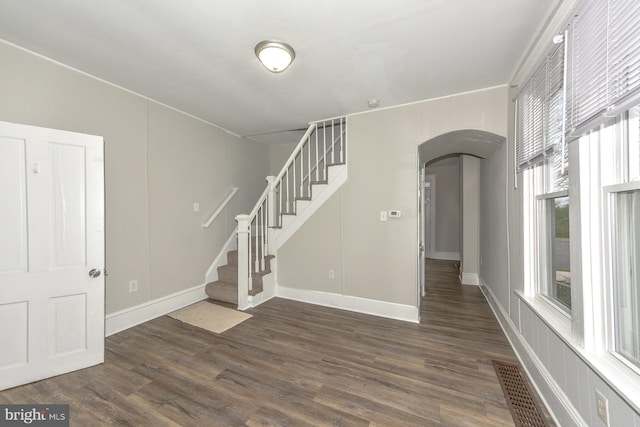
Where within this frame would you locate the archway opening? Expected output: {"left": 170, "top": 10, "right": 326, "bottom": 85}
{"left": 417, "top": 130, "right": 505, "bottom": 305}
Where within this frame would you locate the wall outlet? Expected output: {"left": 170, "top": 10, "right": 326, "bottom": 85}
{"left": 595, "top": 389, "right": 609, "bottom": 426}
{"left": 329, "top": 269, "right": 335, "bottom": 279}
{"left": 128, "top": 279, "right": 138, "bottom": 293}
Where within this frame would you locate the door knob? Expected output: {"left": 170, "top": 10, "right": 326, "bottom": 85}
{"left": 89, "top": 268, "right": 101, "bottom": 278}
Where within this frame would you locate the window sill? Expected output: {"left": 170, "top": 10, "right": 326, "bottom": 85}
{"left": 515, "top": 290, "right": 640, "bottom": 414}
{"left": 515, "top": 290, "right": 572, "bottom": 341}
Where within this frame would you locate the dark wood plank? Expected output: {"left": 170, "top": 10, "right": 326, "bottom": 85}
{"left": 0, "top": 259, "right": 527, "bottom": 426}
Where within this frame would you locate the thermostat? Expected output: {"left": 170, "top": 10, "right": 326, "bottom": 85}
{"left": 389, "top": 210, "right": 401, "bottom": 218}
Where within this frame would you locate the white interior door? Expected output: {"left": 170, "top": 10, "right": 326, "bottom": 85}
{"left": 0, "top": 121, "right": 104, "bottom": 391}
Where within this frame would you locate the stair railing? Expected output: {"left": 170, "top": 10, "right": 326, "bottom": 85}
{"left": 235, "top": 116, "right": 347, "bottom": 309}
{"left": 202, "top": 187, "right": 239, "bottom": 228}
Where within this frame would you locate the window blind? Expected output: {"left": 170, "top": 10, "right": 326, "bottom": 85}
{"left": 566, "top": 0, "right": 640, "bottom": 138}
{"left": 515, "top": 42, "right": 565, "bottom": 171}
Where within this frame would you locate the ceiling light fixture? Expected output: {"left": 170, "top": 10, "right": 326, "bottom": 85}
{"left": 255, "top": 40, "right": 295, "bottom": 73}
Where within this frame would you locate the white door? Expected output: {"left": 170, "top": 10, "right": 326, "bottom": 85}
{"left": 0, "top": 121, "right": 104, "bottom": 391}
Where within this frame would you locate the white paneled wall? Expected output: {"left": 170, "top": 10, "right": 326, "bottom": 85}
{"left": 492, "top": 295, "right": 640, "bottom": 426}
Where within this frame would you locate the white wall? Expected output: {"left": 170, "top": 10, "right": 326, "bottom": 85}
{"left": 0, "top": 41, "right": 268, "bottom": 314}
{"left": 278, "top": 86, "right": 508, "bottom": 314}
{"left": 479, "top": 143, "right": 510, "bottom": 306}
{"left": 425, "top": 159, "right": 460, "bottom": 260}
{"left": 460, "top": 155, "right": 480, "bottom": 282}
{"left": 268, "top": 142, "right": 297, "bottom": 176}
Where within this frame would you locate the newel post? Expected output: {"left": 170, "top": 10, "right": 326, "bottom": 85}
{"left": 235, "top": 214, "right": 250, "bottom": 310}
{"left": 266, "top": 176, "right": 276, "bottom": 256}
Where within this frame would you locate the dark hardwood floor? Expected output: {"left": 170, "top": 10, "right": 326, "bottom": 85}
{"left": 1, "top": 259, "right": 521, "bottom": 426}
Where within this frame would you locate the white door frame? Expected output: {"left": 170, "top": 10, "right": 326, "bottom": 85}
{"left": 425, "top": 174, "right": 436, "bottom": 259}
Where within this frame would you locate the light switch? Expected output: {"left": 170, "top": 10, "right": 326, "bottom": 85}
{"left": 380, "top": 211, "right": 388, "bottom": 222}
{"left": 193, "top": 202, "right": 200, "bottom": 212}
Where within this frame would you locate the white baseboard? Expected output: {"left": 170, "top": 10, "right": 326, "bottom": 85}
{"left": 105, "top": 283, "right": 208, "bottom": 336}
{"left": 205, "top": 228, "right": 238, "bottom": 284}
{"left": 479, "top": 277, "right": 586, "bottom": 427}
{"left": 431, "top": 251, "right": 460, "bottom": 261}
{"left": 460, "top": 272, "right": 479, "bottom": 286}
{"left": 276, "top": 286, "right": 420, "bottom": 323}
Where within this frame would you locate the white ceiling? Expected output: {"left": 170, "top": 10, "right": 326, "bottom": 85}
{"left": 0, "top": 0, "right": 559, "bottom": 144}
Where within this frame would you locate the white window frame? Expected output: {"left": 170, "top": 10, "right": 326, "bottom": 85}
{"left": 602, "top": 181, "right": 640, "bottom": 374}
{"left": 573, "top": 113, "right": 640, "bottom": 392}
{"left": 522, "top": 162, "right": 573, "bottom": 331}
{"left": 535, "top": 190, "right": 571, "bottom": 314}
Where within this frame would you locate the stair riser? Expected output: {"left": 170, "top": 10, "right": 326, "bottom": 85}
{"left": 217, "top": 265, "right": 238, "bottom": 283}
{"left": 228, "top": 252, "right": 272, "bottom": 268}
{"left": 227, "top": 250, "right": 238, "bottom": 265}
{"left": 218, "top": 258, "right": 273, "bottom": 282}
{"left": 205, "top": 280, "right": 265, "bottom": 304}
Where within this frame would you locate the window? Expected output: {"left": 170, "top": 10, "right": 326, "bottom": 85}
{"left": 610, "top": 188, "right": 640, "bottom": 367}
{"left": 515, "top": 0, "right": 640, "bottom": 397}
{"left": 540, "top": 195, "right": 571, "bottom": 310}
{"left": 517, "top": 39, "right": 570, "bottom": 311}
{"left": 603, "top": 105, "right": 640, "bottom": 369}
{"left": 533, "top": 151, "right": 571, "bottom": 311}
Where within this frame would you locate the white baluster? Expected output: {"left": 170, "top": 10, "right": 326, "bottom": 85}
{"left": 315, "top": 129, "right": 319, "bottom": 182}
{"left": 340, "top": 117, "right": 344, "bottom": 163}
{"left": 331, "top": 120, "right": 335, "bottom": 164}
{"left": 266, "top": 176, "right": 276, "bottom": 255}
{"left": 253, "top": 211, "right": 259, "bottom": 274}
{"left": 323, "top": 121, "right": 326, "bottom": 180}
{"left": 286, "top": 169, "right": 290, "bottom": 213}
{"left": 293, "top": 153, "right": 297, "bottom": 201}
{"left": 307, "top": 137, "right": 311, "bottom": 196}
{"left": 261, "top": 202, "right": 266, "bottom": 271}
{"left": 278, "top": 180, "right": 282, "bottom": 227}
{"left": 248, "top": 217, "right": 253, "bottom": 292}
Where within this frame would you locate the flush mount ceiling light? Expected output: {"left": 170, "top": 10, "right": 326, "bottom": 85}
{"left": 255, "top": 40, "right": 295, "bottom": 73}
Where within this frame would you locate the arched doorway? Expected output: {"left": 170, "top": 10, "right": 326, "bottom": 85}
{"left": 417, "top": 130, "right": 505, "bottom": 302}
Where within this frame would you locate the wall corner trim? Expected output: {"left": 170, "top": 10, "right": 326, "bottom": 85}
{"left": 479, "top": 277, "right": 588, "bottom": 427}
{"left": 276, "top": 286, "right": 420, "bottom": 323}
{"left": 105, "top": 284, "right": 208, "bottom": 337}
{"left": 460, "top": 272, "right": 479, "bottom": 286}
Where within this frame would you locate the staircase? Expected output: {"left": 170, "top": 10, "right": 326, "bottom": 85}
{"left": 205, "top": 117, "right": 347, "bottom": 309}
{"left": 205, "top": 243, "right": 274, "bottom": 304}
